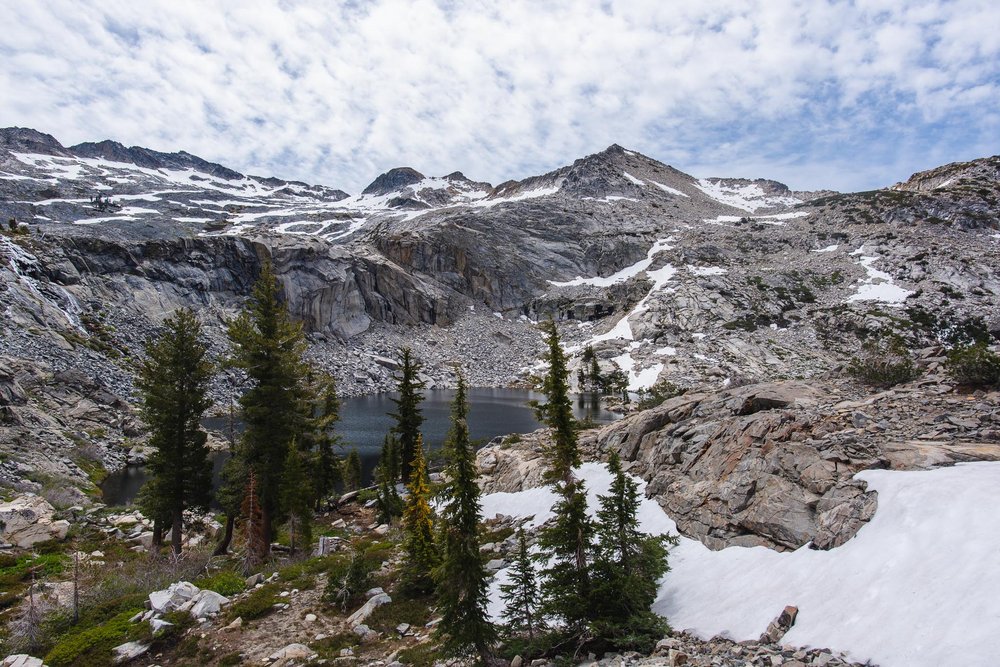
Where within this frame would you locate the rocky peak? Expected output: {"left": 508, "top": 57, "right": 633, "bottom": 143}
{"left": 0, "top": 126, "right": 68, "bottom": 155}
{"left": 892, "top": 155, "right": 1000, "bottom": 193}
{"left": 361, "top": 166, "right": 425, "bottom": 196}
{"left": 69, "top": 140, "right": 244, "bottom": 180}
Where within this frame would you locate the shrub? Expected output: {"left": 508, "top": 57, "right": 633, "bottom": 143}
{"left": 43, "top": 609, "right": 144, "bottom": 667}
{"left": 323, "top": 545, "right": 375, "bottom": 611}
{"left": 848, "top": 334, "right": 921, "bottom": 388}
{"left": 637, "top": 380, "right": 684, "bottom": 410}
{"left": 227, "top": 583, "right": 281, "bottom": 622}
{"left": 365, "top": 595, "right": 432, "bottom": 634}
{"left": 194, "top": 570, "right": 245, "bottom": 597}
{"left": 397, "top": 642, "right": 442, "bottom": 667}
{"left": 946, "top": 344, "right": 1000, "bottom": 387}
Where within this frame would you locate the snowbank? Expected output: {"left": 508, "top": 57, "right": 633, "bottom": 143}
{"left": 482, "top": 461, "right": 1000, "bottom": 667}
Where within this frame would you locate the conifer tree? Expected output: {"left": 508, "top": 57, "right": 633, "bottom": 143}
{"left": 590, "top": 452, "right": 674, "bottom": 651}
{"left": 343, "top": 449, "right": 362, "bottom": 492}
{"left": 533, "top": 319, "right": 593, "bottom": 633}
{"left": 375, "top": 434, "right": 403, "bottom": 523}
{"left": 302, "top": 372, "right": 343, "bottom": 509}
{"left": 390, "top": 347, "right": 426, "bottom": 483}
{"left": 435, "top": 374, "right": 496, "bottom": 661}
{"left": 281, "top": 439, "right": 314, "bottom": 554}
{"left": 500, "top": 528, "right": 540, "bottom": 641}
{"left": 136, "top": 307, "right": 213, "bottom": 555}
{"left": 401, "top": 435, "right": 438, "bottom": 595}
{"left": 213, "top": 453, "right": 246, "bottom": 556}
{"left": 227, "top": 259, "right": 311, "bottom": 554}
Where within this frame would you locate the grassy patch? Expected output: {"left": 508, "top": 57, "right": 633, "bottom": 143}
{"left": 397, "top": 642, "right": 442, "bottom": 667}
{"left": 43, "top": 609, "right": 144, "bottom": 667}
{"left": 194, "top": 570, "right": 245, "bottom": 597}
{"left": 227, "top": 582, "right": 282, "bottom": 622}
{"left": 366, "top": 595, "right": 433, "bottom": 634}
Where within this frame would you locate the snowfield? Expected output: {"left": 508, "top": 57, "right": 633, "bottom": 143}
{"left": 482, "top": 461, "right": 1000, "bottom": 667}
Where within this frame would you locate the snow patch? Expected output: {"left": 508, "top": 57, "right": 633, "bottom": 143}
{"left": 812, "top": 244, "right": 839, "bottom": 253}
{"left": 550, "top": 238, "right": 673, "bottom": 288}
{"left": 650, "top": 180, "right": 689, "bottom": 197}
{"left": 622, "top": 171, "right": 645, "bottom": 186}
{"left": 687, "top": 265, "right": 727, "bottom": 276}
{"left": 483, "top": 461, "right": 1000, "bottom": 667}
{"left": 694, "top": 179, "right": 802, "bottom": 212}
{"left": 846, "top": 254, "right": 914, "bottom": 305}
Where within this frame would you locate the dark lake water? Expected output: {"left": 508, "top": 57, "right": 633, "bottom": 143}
{"left": 100, "top": 388, "right": 618, "bottom": 507}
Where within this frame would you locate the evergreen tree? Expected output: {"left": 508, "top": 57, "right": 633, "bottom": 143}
{"left": 533, "top": 320, "right": 592, "bottom": 634}
{"left": 213, "top": 452, "right": 246, "bottom": 556}
{"left": 343, "top": 449, "right": 363, "bottom": 492}
{"left": 375, "top": 434, "right": 403, "bottom": 523}
{"left": 400, "top": 435, "right": 438, "bottom": 595}
{"left": 227, "top": 259, "right": 311, "bottom": 557}
{"left": 390, "top": 347, "right": 426, "bottom": 483}
{"left": 303, "top": 372, "right": 344, "bottom": 509}
{"left": 435, "top": 374, "right": 496, "bottom": 661}
{"left": 281, "top": 439, "right": 314, "bottom": 554}
{"left": 135, "top": 307, "right": 213, "bottom": 555}
{"left": 500, "top": 528, "right": 540, "bottom": 641}
{"left": 589, "top": 452, "right": 674, "bottom": 652}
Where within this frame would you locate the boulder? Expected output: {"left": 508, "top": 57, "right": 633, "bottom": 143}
{"left": 148, "top": 581, "right": 200, "bottom": 613}
{"left": 760, "top": 605, "right": 798, "bottom": 644}
{"left": 347, "top": 592, "right": 391, "bottom": 627}
{"left": 267, "top": 643, "right": 316, "bottom": 664}
{"left": 189, "top": 589, "right": 229, "bottom": 618}
{"left": 1, "top": 656, "right": 45, "bottom": 667}
{"left": 111, "top": 641, "right": 150, "bottom": 664}
{"left": 0, "top": 494, "right": 70, "bottom": 548}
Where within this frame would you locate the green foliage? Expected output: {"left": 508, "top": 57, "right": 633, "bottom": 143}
{"left": 397, "top": 642, "right": 443, "bottom": 667}
{"left": 0, "top": 552, "right": 65, "bottom": 588}
{"left": 324, "top": 542, "right": 376, "bottom": 611}
{"left": 227, "top": 259, "right": 311, "bottom": 549}
{"left": 227, "top": 582, "right": 281, "bottom": 621}
{"left": 375, "top": 438, "right": 404, "bottom": 524}
{"left": 136, "top": 307, "right": 213, "bottom": 553}
{"left": 434, "top": 374, "right": 496, "bottom": 659}
{"left": 390, "top": 347, "right": 427, "bottom": 484}
{"left": 589, "top": 452, "right": 675, "bottom": 653}
{"left": 636, "top": 380, "right": 683, "bottom": 410}
{"left": 946, "top": 343, "right": 1000, "bottom": 387}
{"left": 401, "top": 438, "right": 439, "bottom": 595}
{"left": 532, "top": 320, "right": 579, "bottom": 485}
{"left": 43, "top": 609, "right": 144, "bottom": 667}
{"left": 500, "top": 528, "right": 540, "bottom": 640}
{"left": 301, "top": 372, "right": 344, "bottom": 509}
{"left": 848, "top": 334, "right": 921, "bottom": 388}
{"left": 367, "top": 595, "right": 433, "bottom": 633}
{"left": 281, "top": 439, "right": 314, "bottom": 554}
{"left": 310, "top": 632, "right": 360, "bottom": 659}
{"left": 342, "top": 449, "right": 362, "bottom": 492}
{"left": 194, "top": 570, "right": 246, "bottom": 597}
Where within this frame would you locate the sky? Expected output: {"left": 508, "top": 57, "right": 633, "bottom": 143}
{"left": 1, "top": 0, "right": 998, "bottom": 194}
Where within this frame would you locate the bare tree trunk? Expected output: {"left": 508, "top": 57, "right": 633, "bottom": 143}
{"left": 151, "top": 517, "right": 164, "bottom": 552}
{"left": 261, "top": 506, "right": 272, "bottom": 559}
{"left": 171, "top": 508, "right": 183, "bottom": 556}
{"left": 212, "top": 514, "right": 236, "bottom": 556}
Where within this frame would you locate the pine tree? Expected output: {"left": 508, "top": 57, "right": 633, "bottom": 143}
{"left": 401, "top": 435, "right": 438, "bottom": 595}
{"left": 343, "top": 449, "right": 362, "bottom": 492}
{"left": 533, "top": 319, "right": 592, "bottom": 634}
{"left": 375, "top": 434, "right": 403, "bottom": 523}
{"left": 500, "top": 528, "right": 540, "bottom": 641}
{"left": 135, "top": 307, "right": 213, "bottom": 555}
{"left": 227, "top": 259, "right": 311, "bottom": 555}
{"left": 281, "top": 439, "right": 314, "bottom": 554}
{"left": 390, "top": 347, "right": 426, "bottom": 483}
{"left": 303, "top": 372, "right": 343, "bottom": 509}
{"left": 213, "top": 452, "right": 246, "bottom": 556}
{"left": 435, "top": 374, "right": 496, "bottom": 661}
{"left": 590, "top": 452, "right": 674, "bottom": 652}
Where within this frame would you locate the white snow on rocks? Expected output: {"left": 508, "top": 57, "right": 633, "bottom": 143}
{"left": 650, "top": 180, "right": 689, "bottom": 197}
{"left": 482, "top": 461, "right": 1000, "bottom": 667}
{"left": 623, "top": 171, "right": 645, "bottom": 186}
{"left": 550, "top": 238, "right": 674, "bottom": 288}
{"left": 846, "top": 253, "right": 914, "bottom": 304}
{"left": 694, "top": 179, "right": 802, "bottom": 212}
{"left": 687, "top": 265, "right": 727, "bottom": 276}
{"left": 812, "top": 244, "right": 839, "bottom": 253}
{"left": 703, "top": 211, "right": 810, "bottom": 225}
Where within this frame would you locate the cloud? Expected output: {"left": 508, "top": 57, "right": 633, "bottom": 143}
{"left": 1, "top": 0, "right": 997, "bottom": 193}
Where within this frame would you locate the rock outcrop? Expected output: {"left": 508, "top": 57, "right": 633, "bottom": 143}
{"left": 0, "top": 494, "right": 70, "bottom": 548}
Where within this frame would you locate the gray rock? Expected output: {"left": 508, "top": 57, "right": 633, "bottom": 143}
{"left": 111, "top": 641, "right": 149, "bottom": 664}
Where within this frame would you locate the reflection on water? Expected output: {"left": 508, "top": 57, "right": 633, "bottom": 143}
{"left": 101, "top": 388, "right": 618, "bottom": 506}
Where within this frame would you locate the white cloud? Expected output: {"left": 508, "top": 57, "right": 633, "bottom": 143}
{"left": 0, "top": 0, "right": 997, "bottom": 193}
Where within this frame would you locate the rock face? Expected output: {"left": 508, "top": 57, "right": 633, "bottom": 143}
{"left": 0, "top": 494, "right": 70, "bottom": 548}
{"left": 480, "top": 373, "right": 1000, "bottom": 551}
